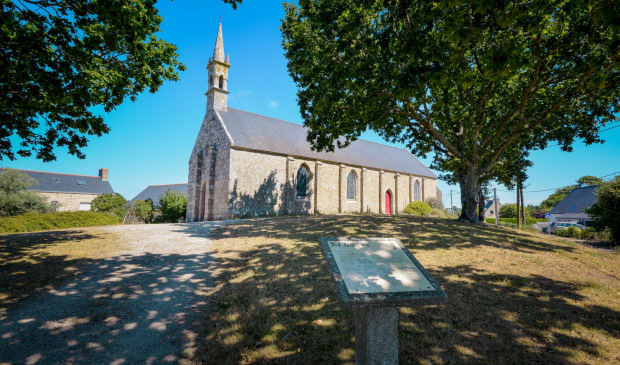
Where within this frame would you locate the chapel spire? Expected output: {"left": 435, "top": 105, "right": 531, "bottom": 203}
{"left": 206, "top": 21, "right": 230, "bottom": 112}
{"left": 212, "top": 21, "right": 225, "bottom": 63}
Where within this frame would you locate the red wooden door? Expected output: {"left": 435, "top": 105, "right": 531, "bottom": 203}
{"left": 385, "top": 190, "right": 392, "bottom": 215}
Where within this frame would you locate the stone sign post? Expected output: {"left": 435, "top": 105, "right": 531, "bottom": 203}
{"left": 319, "top": 237, "right": 446, "bottom": 365}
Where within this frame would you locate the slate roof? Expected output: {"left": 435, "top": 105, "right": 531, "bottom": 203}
{"left": 217, "top": 108, "right": 437, "bottom": 178}
{"left": 130, "top": 184, "right": 188, "bottom": 208}
{"left": 2, "top": 169, "right": 114, "bottom": 195}
{"left": 549, "top": 185, "right": 598, "bottom": 215}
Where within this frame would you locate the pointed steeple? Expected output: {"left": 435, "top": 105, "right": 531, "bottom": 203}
{"left": 213, "top": 22, "right": 225, "bottom": 62}
{"left": 206, "top": 21, "right": 230, "bottom": 112}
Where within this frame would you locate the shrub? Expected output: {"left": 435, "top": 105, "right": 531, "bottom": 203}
{"left": 158, "top": 190, "right": 187, "bottom": 222}
{"left": 425, "top": 197, "right": 444, "bottom": 210}
{"left": 567, "top": 226, "right": 582, "bottom": 238}
{"left": 0, "top": 211, "right": 119, "bottom": 233}
{"left": 582, "top": 227, "right": 596, "bottom": 239}
{"left": 0, "top": 169, "right": 51, "bottom": 216}
{"left": 404, "top": 201, "right": 431, "bottom": 216}
{"left": 91, "top": 193, "right": 128, "bottom": 222}
{"left": 430, "top": 208, "right": 443, "bottom": 216}
{"left": 133, "top": 199, "right": 154, "bottom": 223}
{"left": 556, "top": 228, "right": 570, "bottom": 237}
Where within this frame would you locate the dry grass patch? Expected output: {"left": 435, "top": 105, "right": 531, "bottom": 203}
{"left": 0, "top": 227, "right": 127, "bottom": 308}
{"left": 194, "top": 215, "right": 619, "bottom": 364}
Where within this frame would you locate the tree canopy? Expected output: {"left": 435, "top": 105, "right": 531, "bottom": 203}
{"left": 585, "top": 176, "right": 620, "bottom": 245}
{"left": 282, "top": 0, "right": 619, "bottom": 222}
{"left": 1, "top": 0, "right": 186, "bottom": 161}
{"left": 0, "top": 169, "right": 50, "bottom": 216}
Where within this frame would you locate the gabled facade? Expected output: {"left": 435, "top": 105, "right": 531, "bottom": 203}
{"left": 484, "top": 198, "right": 501, "bottom": 220}
{"left": 187, "top": 24, "right": 440, "bottom": 221}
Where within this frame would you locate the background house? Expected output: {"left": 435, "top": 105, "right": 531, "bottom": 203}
{"left": 548, "top": 185, "right": 598, "bottom": 226}
{"left": 130, "top": 184, "right": 188, "bottom": 208}
{"left": 3, "top": 168, "right": 114, "bottom": 212}
{"left": 484, "top": 198, "right": 501, "bottom": 220}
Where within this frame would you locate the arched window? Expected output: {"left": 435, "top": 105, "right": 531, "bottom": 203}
{"left": 414, "top": 180, "right": 421, "bottom": 201}
{"left": 218, "top": 75, "right": 224, "bottom": 89}
{"left": 347, "top": 171, "right": 357, "bottom": 200}
{"left": 296, "top": 165, "right": 309, "bottom": 199}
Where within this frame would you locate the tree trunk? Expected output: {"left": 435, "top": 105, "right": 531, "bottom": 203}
{"left": 477, "top": 186, "right": 486, "bottom": 222}
{"left": 457, "top": 167, "right": 481, "bottom": 223}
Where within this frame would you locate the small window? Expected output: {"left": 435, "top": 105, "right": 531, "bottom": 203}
{"left": 218, "top": 75, "right": 224, "bottom": 89}
{"left": 52, "top": 178, "right": 61, "bottom": 183}
{"left": 347, "top": 171, "right": 356, "bottom": 200}
{"left": 414, "top": 180, "right": 421, "bottom": 201}
{"left": 490, "top": 210, "right": 494, "bottom": 215}
{"left": 296, "top": 165, "right": 309, "bottom": 199}
{"left": 79, "top": 202, "right": 91, "bottom": 211}
{"left": 77, "top": 179, "right": 86, "bottom": 185}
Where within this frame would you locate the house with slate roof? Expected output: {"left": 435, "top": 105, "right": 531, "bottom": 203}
{"left": 186, "top": 23, "right": 439, "bottom": 221}
{"left": 130, "top": 184, "right": 188, "bottom": 208}
{"left": 483, "top": 198, "right": 501, "bottom": 220}
{"left": 1, "top": 168, "right": 114, "bottom": 212}
{"left": 549, "top": 185, "right": 598, "bottom": 226}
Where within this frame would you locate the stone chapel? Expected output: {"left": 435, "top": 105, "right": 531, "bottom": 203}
{"left": 186, "top": 23, "right": 440, "bottom": 222}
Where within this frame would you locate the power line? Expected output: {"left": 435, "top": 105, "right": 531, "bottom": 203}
{"left": 494, "top": 169, "right": 620, "bottom": 194}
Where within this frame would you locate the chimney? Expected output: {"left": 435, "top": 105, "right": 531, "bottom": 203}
{"left": 99, "top": 168, "right": 108, "bottom": 181}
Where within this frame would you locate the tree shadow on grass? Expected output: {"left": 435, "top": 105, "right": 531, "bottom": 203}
{"left": 180, "top": 215, "right": 617, "bottom": 364}
{"left": 0, "top": 239, "right": 218, "bottom": 364}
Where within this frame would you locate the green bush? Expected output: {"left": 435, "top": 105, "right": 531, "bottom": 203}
{"left": 556, "top": 227, "right": 570, "bottom": 237}
{"left": 0, "top": 211, "right": 119, "bottom": 233}
{"left": 485, "top": 217, "right": 541, "bottom": 224}
{"left": 404, "top": 201, "right": 431, "bottom": 216}
{"left": 567, "top": 226, "right": 582, "bottom": 238}
{"left": 133, "top": 199, "right": 154, "bottom": 223}
{"left": 582, "top": 227, "right": 596, "bottom": 239}
{"left": 91, "top": 193, "right": 128, "bottom": 222}
{"left": 158, "top": 190, "right": 187, "bottom": 223}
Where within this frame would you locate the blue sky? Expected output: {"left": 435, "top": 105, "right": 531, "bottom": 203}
{"left": 5, "top": 0, "right": 619, "bottom": 208}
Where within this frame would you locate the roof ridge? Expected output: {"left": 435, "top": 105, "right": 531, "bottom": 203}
{"left": 227, "top": 107, "right": 416, "bottom": 153}
{"left": 2, "top": 168, "right": 99, "bottom": 178}
{"left": 148, "top": 183, "right": 188, "bottom": 187}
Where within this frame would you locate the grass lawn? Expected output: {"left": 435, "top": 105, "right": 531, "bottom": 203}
{"left": 0, "top": 228, "right": 127, "bottom": 309}
{"left": 194, "top": 215, "right": 619, "bottom": 364}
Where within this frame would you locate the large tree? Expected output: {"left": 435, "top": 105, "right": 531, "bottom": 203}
{"left": 281, "top": 0, "right": 619, "bottom": 222}
{"left": 0, "top": 0, "right": 190, "bottom": 161}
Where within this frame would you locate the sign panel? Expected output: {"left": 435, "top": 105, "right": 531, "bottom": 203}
{"left": 545, "top": 213, "right": 551, "bottom": 219}
{"left": 319, "top": 237, "right": 446, "bottom": 306}
{"left": 327, "top": 239, "right": 433, "bottom": 294}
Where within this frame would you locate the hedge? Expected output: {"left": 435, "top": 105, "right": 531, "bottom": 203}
{"left": 0, "top": 211, "right": 120, "bottom": 233}
{"left": 485, "top": 217, "right": 547, "bottom": 225}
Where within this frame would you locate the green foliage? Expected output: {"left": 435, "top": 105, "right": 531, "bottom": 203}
{"left": 133, "top": 199, "right": 154, "bottom": 224}
{"left": 91, "top": 193, "right": 127, "bottom": 222}
{"left": 425, "top": 197, "right": 444, "bottom": 210}
{"left": 499, "top": 204, "right": 530, "bottom": 219}
{"left": 485, "top": 217, "right": 541, "bottom": 225}
{"left": 282, "top": 0, "right": 618, "bottom": 222}
{"left": 577, "top": 175, "right": 603, "bottom": 187}
{"left": 430, "top": 208, "right": 444, "bottom": 216}
{"left": 158, "top": 190, "right": 187, "bottom": 223}
{"left": 404, "top": 201, "right": 432, "bottom": 216}
{"left": 0, "top": 211, "right": 118, "bottom": 233}
{"left": 585, "top": 176, "right": 620, "bottom": 245}
{"left": 0, "top": 169, "right": 50, "bottom": 216}
{"left": 0, "top": 0, "right": 185, "bottom": 161}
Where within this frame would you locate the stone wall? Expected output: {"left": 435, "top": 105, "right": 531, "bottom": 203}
{"left": 38, "top": 192, "right": 100, "bottom": 212}
{"left": 186, "top": 108, "right": 232, "bottom": 221}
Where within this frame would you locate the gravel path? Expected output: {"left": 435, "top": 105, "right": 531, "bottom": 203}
{"left": 0, "top": 221, "right": 232, "bottom": 365}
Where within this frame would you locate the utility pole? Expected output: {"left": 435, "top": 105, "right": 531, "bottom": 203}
{"left": 494, "top": 187, "right": 498, "bottom": 225}
{"left": 520, "top": 185, "right": 525, "bottom": 227}
{"left": 516, "top": 178, "right": 520, "bottom": 228}
{"left": 450, "top": 189, "right": 453, "bottom": 216}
